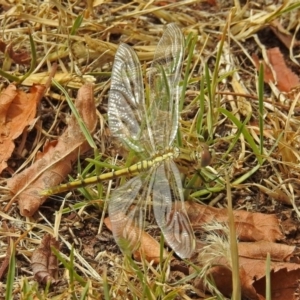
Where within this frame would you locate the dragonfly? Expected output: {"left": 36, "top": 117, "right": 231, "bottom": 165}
{"left": 41, "top": 23, "right": 209, "bottom": 259}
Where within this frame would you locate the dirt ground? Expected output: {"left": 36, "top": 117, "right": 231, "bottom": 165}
{"left": 1, "top": 0, "right": 300, "bottom": 299}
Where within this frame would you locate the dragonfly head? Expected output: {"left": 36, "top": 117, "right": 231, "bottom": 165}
{"left": 178, "top": 144, "right": 211, "bottom": 168}
{"left": 191, "top": 144, "right": 211, "bottom": 168}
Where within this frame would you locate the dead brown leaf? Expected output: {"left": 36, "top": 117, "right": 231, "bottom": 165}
{"left": 0, "top": 84, "right": 46, "bottom": 173}
{"left": 270, "top": 20, "right": 300, "bottom": 49}
{"left": 193, "top": 262, "right": 260, "bottom": 300}
{"left": 189, "top": 203, "right": 299, "bottom": 299}
{"left": 252, "top": 47, "right": 300, "bottom": 92}
{"left": 193, "top": 254, "right": 300, "bottom": 300}
{"left": 104, "top": 216, "right": 169, "bottom": 263}
{"left": 0, "top": 40, "right": 31, "bottom": 65}
{"left": 185, "top": 202, "right": 283, "bottom": 242}
{"left": 31, "top": 234, "right": 60, "bottom": 284}
{"left": 238, "top": 241, "right": 295, "bottom": 262}
{"left": 252, "top": 261, "right": 300, "bottom": 300}
{"left": 252, "top": 53, "right": 275, "bottom": 85}
{"left": 7, "top": 83, "right": 97, "bottom": 216}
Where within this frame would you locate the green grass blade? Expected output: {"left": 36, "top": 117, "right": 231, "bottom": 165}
{"left": 80, "top": 281, "right": 90, "bottom": 300}
{"left": 6, "top": 243, "right": 16, "bottom": 300}
{"left": 52, "top": 79, "right": 96, "bottom": 149}
{"left": 265, "top": 253, "right": 271, "bottom": 300}
{"left": 125, "top": 256, "right": 154, "bottom": 300}
{"left": 0, "top": 33, "right": 37, "bottom": 83}
{"left": 204, "top": 64, "right": 214, "bottom": 139}
{"left": 0, "top": 68, "right": 20, "bottom": 82}
{"left": 226, "top": 172, "right": 241, "bottom": 300}
{"left": 231, "top": 163, "right": 261, "bottom": 185}
{"left": 180, "top": 31, "right": 196, "bottom": 111}
{"left": 69, "top": 245, "right": 76, "bottom": 299}
{"left": 20, "top": 277, "right": 35, "bottom": 300}
{"left": 198, "top": 75, "right": 205, "bottom": 136}
{"left": 103, "top": 268, "right": 111, "bottom": 300}
{"left": 219, "top": 107, "right": 262, "bottom": 165}
{"left": 85, "top": 158, "right": 121, "bottom": 171}
{"left": 159, "top": 233, "right": 165, "bottom": 273}
{"left": 267, "top": 1, "right": 300, "bottom": 19}
{"left": 258, "top": 62, "right": 264, "bottom": 156}
{"left": 92, "top": 147, "right": 103, "bottom": 196}
{"left": 221, "top": 116, "right": 249, "bottom": 162}
{"left": 176, "top": 125, "right": 183, "bottom": 148}
{"left": 70, "top": 15, "right": 83, "bottom": 35}
{"left": 51, "top": 246, "right": 86, "bottom": 286}
{"left": 19, "top": 33, "right": 37, "bottom": 83}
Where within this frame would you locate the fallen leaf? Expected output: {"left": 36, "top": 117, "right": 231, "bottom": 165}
{"left": 238, "top": 241, "right": 295, "bottom": 262}
{"left": 252, "top": 263, "right": 300, "bottom": 300}
{"left": 185, "top": 202, "right": 283, "bottom": 242}
{"left": 0, "top": 84, "right": 46, "bottom": 173}
{"left": 252, "top": 53, "right": 275, "bottom": 85}
{"left": 104, "top": 216, "right": 169, "bottom": 263}
{"left": 31, "top": 234, "right": 60, "bottom": 284}
{"left": 188, "top": 202, "right": 299, "bottom": 299}
{"left": 193, "top": 254, "right": 300, "bottom": 300}
{"left": 252, "top": 47, "right": 300, "bottom": 92}
{"left": 0, "top": 40, "right": 31, "bottom": 65}
{"left": 193, "top": 263, "right": 259, "bottom": 300}
{"left": 0, "top": 83, "right": 16, "bottom": 124}
{"left": 270, "top": 20, "right": 300, "bottom": 49}
{"left": 7, "top": 83, "right": 97, "bottom": 216}
{"left": 206, "top": 0, "right": 217, "bottom": 6}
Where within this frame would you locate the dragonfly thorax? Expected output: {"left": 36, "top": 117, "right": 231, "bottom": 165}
{"left": 151, "top": 147, "right": 178, "bottom": 159}
{"left": 173, "top": 147, "right": 180, "bottom": 158}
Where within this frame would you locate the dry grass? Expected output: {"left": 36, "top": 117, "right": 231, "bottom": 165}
{"left": 1, "top": 0, "right": 300, "bottom": 299}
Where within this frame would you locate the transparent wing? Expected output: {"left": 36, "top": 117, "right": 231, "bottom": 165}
{"left": 148, "top": 23, "right": 184, "bottom": 150}
{"left": 152, "top": 160, "right": 195, "bottom": 259}
{"left": 108, "top": 43, "right": 151, "bottom": 154}
{"left": 108, "top": 172, "right": 154, "bottom": 255}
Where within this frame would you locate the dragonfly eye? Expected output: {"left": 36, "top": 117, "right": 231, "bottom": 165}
{"left": 200, "top": 147, "right": 211, "bottom": 167}
{"left": 193, "top": 145, "right": 211, "bottom": 167}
